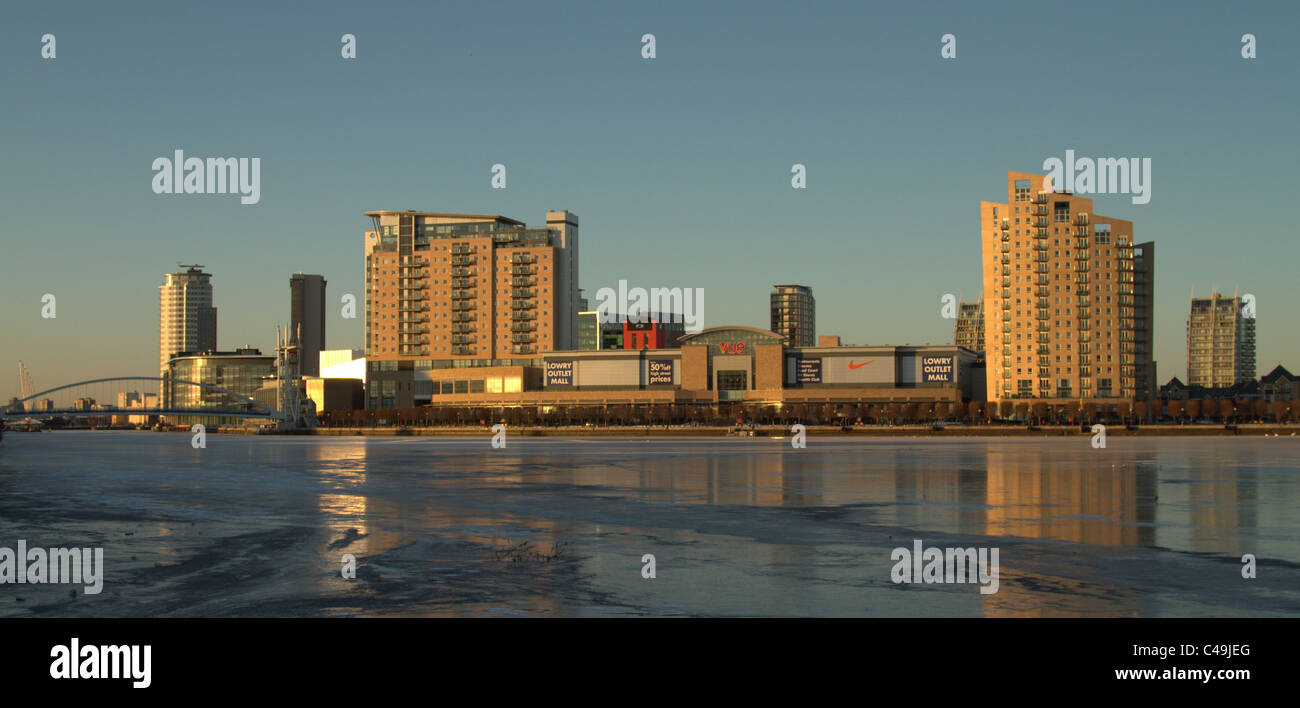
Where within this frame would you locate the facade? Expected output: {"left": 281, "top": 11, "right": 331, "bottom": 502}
{"left": 577, "top": 310, "right": 600, "bottom": 350}
{"left": 164, "top": 348, "right": 275, "bottom": 422}
{"left": 290, "top": 273, "right": 327, "bottom": 376}
{"left": 362, "top": 211, "right": 578, "bottom": 408}
{"left": 1259, "top": 365, "right": 1298, "bottom": 403}
{"left": 1187, "top": 290, "right": 1256, "bottom": 388}
{"left": 980, "top": 171, "right": 1155, "bottom": 403}
{"left": 600, "top": 320, "right": 624, "bottom": 350}
{"left": 367, "top": 326, "right": 979, "bottom": 409}
{"left": 306, "top": 378, "right": 364, "bottom": 412}
{"left": 955, "top": 299, "right": 985, "bottom": 355}
{"left": 771, "top": 284, "right": 816, "bottom": 346}
{"left": 622, "top": 316, "right": 685, "bottom": 350}
{"left": 159, "top": 266, "right": 217, "bottom": 376}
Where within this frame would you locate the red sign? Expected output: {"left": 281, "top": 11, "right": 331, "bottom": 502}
{"left": 718, "top": 342, "right": 746, "bottom": 354}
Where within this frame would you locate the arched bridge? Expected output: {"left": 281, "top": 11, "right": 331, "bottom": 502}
{"left": 3, "top": 376, "right": 284, "bottom": 420}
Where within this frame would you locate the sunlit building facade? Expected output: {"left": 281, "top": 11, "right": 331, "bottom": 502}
{"left": 980, "top": 171, "right": 1155, "bottom": 404}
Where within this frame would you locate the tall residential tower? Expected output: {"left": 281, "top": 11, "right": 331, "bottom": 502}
{"left": 159, "top": 265, "right": 217, "bottom": 376}
{"left": 980, "top": 172, "right": 1155, "bottom": 404}
{"left": 362, "top": 210, "right": 579, "bottom": 408}
{"left": 1187, "top": 290, "right": 1256, "bottom": 388}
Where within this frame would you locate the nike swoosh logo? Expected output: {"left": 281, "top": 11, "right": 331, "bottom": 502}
{"left": 848, "top": 360, "right": 873, "bottom": 369}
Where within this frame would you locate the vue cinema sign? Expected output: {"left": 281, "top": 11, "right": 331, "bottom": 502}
{"left": 718, "top": 342, "right": 746, "bottom": 354}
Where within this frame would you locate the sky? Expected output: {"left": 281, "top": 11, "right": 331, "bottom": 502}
{"left": 2, "top": 0, "right": 1297, "bottom": 396}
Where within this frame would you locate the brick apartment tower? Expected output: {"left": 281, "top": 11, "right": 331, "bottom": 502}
{"left": 363, "top": 211, "right": 578, "bottom": 364}
{"left": 980, "top": 172, "right": 1155, "bottom": 404}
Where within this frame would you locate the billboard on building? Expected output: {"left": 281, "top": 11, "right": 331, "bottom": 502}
{"left": 545, "top": 360, "right": 574, "bottom": 386}
{"left": 648, "top": 359, "right": 674, "bottom": 385}
{"left": 921, "top": 355, "right": 955, "bottom": 383}
{"left": 795, "top": 357, "right": 822, "bottom": 383}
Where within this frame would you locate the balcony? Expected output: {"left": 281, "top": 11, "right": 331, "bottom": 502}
{"left": 512, "top": 288, "right": 536, "bottom": 298}
{"left": 1075, "top": 250, "right": 1088, "bottom": 260}
{"left": 452, "top": 313, "right": 475, "bottom": 322}
{"left": 511, "top": 334, "right": 537, "bottom": 344}
{"left": 451, "top": 346, "right": 474, "bottom": 355}
{"left": 451, "top": 335, "right": 475, "bottom": 345}
{"left": 452, "top": 278, "right": 475, "bottom": 289}
{"left": 511, "top": 265, "right": 537, "bottom": 276}
{"left": 511, "top": 277, "right": 537, "bottom": 287}
{"left": 451, "top": 290, "right": 475, "bottom": 300}
{"left": 512, "top": 311, "right": 537, "bottom": 320}
{"left": 511, "top": 345, "right": 536, "bottom": 355}
{"left": 452, "top": 267, "right": 473, "bottom": 277}
{"left": 510, "top": 254, "right": 537, "bottom": 265}
{"left": 511, "top": 323, "right": 537, "bottom": 333}
{"left": 451, "top": 256, "right": 476, "bottom": 266}
{"left": 1075, "top": 214, "right": 1089, "bottom": 226}
{"left": 511, "top": 301, "right": 537, "bottom": 310}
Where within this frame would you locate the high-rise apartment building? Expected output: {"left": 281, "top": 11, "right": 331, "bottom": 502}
{"left": 290, "top": 273, "right": 327, "bottom": 376}
{"left": 159, "top": 265, "right": 217, "bottom": 376}
{"left": 1187, "top": 290, "right": 1256, "bottom": 388}
{"left": 955, "top": 299, "right": 985, "bottom": 354}
{"left": 771, "top": 284, "right": 815, "bottom": 347}
{"left": 362, "top": 211, "right": 578, "bottom": 406}
{"left": 980, "top": 172, "right": 1155, "bottom": 403}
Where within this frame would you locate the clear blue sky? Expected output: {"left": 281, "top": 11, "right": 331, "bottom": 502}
{"left": 2, "top": 0, "right": 1297, "bottom": 395}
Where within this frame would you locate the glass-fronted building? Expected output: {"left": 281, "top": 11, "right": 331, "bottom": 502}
{"left": 165, "top": 348, "right": 275, "bottom": 425}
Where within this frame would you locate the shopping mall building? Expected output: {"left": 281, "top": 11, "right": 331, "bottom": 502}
{"left": 365, "top": 325, "right": 981, "bottom": 410}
